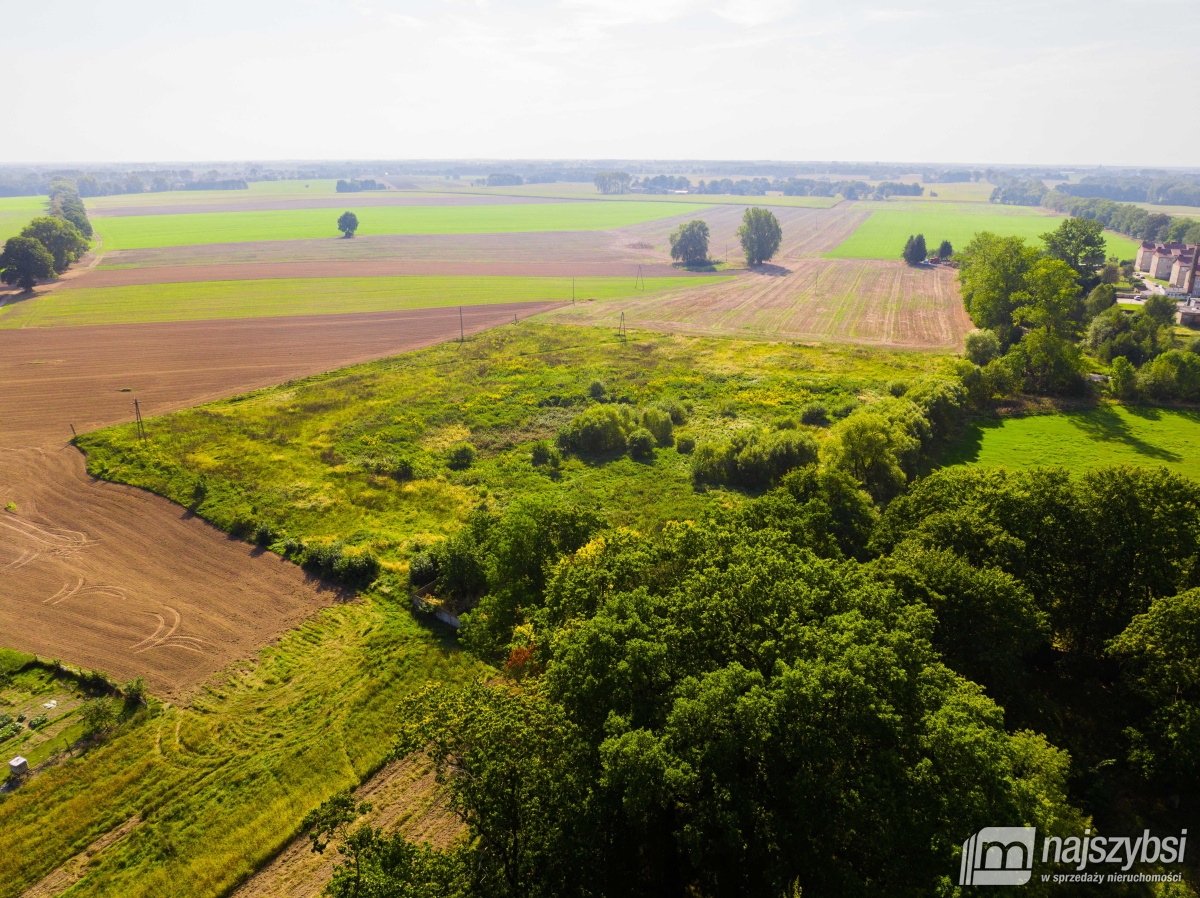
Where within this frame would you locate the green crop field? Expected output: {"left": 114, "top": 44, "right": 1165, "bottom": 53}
{"left": 941, "top": 405, "right": 1200, "bottom": 479}
{"left": 0, "top": 195, "right": 47, "bottom": 242}
{"left": 0, "top": 275, "right": 728, "bottom": 328}
{"left": 827, "top": 203, "right": 1142, "bottom": 261}
{"left": 429, "top": 183, "right": 841, "bottom": 208}
{"left": 91, "top": 202, "right": 712, "bottom": 251}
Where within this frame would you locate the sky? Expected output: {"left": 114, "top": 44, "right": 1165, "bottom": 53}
{"left": 6, "top": 0, "right": 1199, "bottom": 167}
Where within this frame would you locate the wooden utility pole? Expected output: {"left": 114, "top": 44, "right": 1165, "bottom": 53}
{"left": 619, "top": 311, "right": 626, "bottom": 342}
{"left": 133, "top": 400, "right": 147, "bottom": 442}
{"left": 572, "top": 277, "right": 575, "bottom": 302}
{"left": 634, "top": 265, "right": 644, "bottom": 290}
{"left": 459, "top": 306, "right": 464, "bottom": 343}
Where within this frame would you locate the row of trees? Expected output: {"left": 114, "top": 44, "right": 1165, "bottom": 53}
{"left": 0, "top": 178, "right": 92, "bottom": 291}
{"left": 593, "top": 172, "right": 632, "bottom": 195}
{"left": 1042, "top": 191, "right": 1200, "bottom": 245}
{"left": 1057, "top": 173, "right": 1200, "bottom": 208}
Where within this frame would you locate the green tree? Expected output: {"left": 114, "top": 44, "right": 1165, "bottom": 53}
{"left": 1084, "top": 283, "right": 1116, "bottom": 320}
{"left": 20, "top": 216, "right": 89, "bottom": 274}
{"left": 737, "top": 207, "right": 782, "bottom": 265}
{"left": 957, "top": 232, "right": 1040, "bottom": 344}
{"left": 337, "top": 211, "right": 359, "bottom": 237}
{"left": 1109, "top": 355, "right": 1137, "bottom": 399}
{"left": 1040, "top": 217, "right": 1106, "bottom": 277}
{"left": 1012, "top": 258, "right": 1082, "bottom": 338}
{"left": 593, "top": 172, "right": 632, "bottom": 195}
{"left": 822, "top": 412, "right": 915, "bottom": 502}
{"left": 937, "top": 239, "right": 953, "bottom": 258}
{"left": 0, "top": 236, "right": 56, "bottom": 291}
{"left": 963, "top": 328, "right": 1000, "bottom": 366}
{"left": 80, "top": 696, "right": 116, "bottom": 738}
{"left": 902, "top": 233, "right": 927, "bottom": 264}
{"left": 668, "top": 219, "right": 710, "bottom": 265}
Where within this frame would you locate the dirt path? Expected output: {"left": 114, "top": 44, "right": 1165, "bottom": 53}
{"left": 21, "top": 816, "right": 142, "bottom": 898}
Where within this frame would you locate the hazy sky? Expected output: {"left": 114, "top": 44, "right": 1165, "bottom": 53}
{"left": 7, "top": 0, "right": 1198, "bottom": 167}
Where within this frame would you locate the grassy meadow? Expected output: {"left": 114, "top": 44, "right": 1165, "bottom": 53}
{"left": 0, "top": 275, "right": 728, "bottom": 328}
{"left": 0, "top": 195, "right": 47, "bottom": 243}
{"left": 76, "top": 324, "right": 949, "bottom": 570}
{"left": 91, "top": 202, "right": 712, "bottom": 251}
{"left": 941, "top": 405, "right": 1200, "bottom": 478}
{"left": 828, "top": 202, "right": 1142, "bottom": 261}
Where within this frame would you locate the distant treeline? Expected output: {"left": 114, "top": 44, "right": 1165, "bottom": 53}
{"left": 49, "top": 177, "right": 93, "bottom": 237}
{"left": 1042, "top": 191, "right": 1200, "bottom": 245}
{"left": 335, "top": 179, "right": 386, "bottom": 192}
{"left": 1057, "top": 175, "right": 1200, "bottom": 208}
{"left": 991, "top": 179, "right": 1049, "bottom": 206}
{"left": 615, "top": 175, "right": 925, "bottom": 199}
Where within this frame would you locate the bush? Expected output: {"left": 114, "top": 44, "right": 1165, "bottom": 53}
{"left": 640, "top": 408, "right": 674, "bottom": 446}
{"left": 799, "top": 402, "right": 829, "bottom": 426}
{"left": 588, "top": 379, "right": 606, "bottom": 400}
{"left": 124, "top": 676, "right": 147, "bottom": 705}
{"left": 255, "top": 523, "right": 274, "bottom": 546}
{"left": 530, "top": 440, "right": 553, "bottom": 466}
{"left": 657, "top": 398, "right": 688, "bottom": 425}
{"left": 772, "top": 415, "right": 797, "bottom": 430}
{"left": 28, "top": 714, "right": 48, "bottom": 730}
{"left": 81, "top": 697, "right": 116, "bottom": 737}
{"left": 829, "top": 398, "right": 858, "bottom": 420}
{"left": 887, "top": 380, "right": 908, "bottom": 398}
{"left": 557, "top": 405, "right": 629, "bottom": 454}
{"left": 410, "top": 551, "right": 438, "bottom": 587}
{"left": 718, "top": 400, "right": 739, "bottom": 418}
{"left": 963, "top": 329, "right": 1000, "bottom": 366}
{"left": 446, "top": 443, "right": 477, "bottom": 470}
{"left": 304, "top": 541, "right": 380, "bottom": 588}
{"left": 675, "top": 433, "right": 696, "bottom": 454}
{"left": 692, "top": 430, "right": 818, "bottom": 488}
{"left": 628, "top": 428, "right": 657, "bottom": 459}
{"left": 362, "top": 455, "right": 415, "bottom": 480}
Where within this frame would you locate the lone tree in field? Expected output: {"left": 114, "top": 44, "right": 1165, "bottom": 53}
{"left": 902, "top": 233, "right": 928, "bottom": 264}
{"left": 0, "top": 236, "right": 56, "bottom": 291}
{"left": 938, "top": 239, "right": 953, "bottom": 259}
{"left": 737, "top": 207, "right": 782, "bottom": 266}
{"left": 337, "top": 211, "right": 359, "bottom": 238}
{"left": 669, "top": 219, "right": 710, "bottom": 265}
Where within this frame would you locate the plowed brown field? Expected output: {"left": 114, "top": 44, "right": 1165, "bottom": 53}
{"left": 0, "top": 447, "right": 348, "bottom": 703}
{"left": 0, "top": 304, "right": 556, "bottom": 699}
{"left": 62, "top": 260, "right": 700, "bottom": 290}
{"left": 543, "top": 259, "right": 970, "bottom": 350}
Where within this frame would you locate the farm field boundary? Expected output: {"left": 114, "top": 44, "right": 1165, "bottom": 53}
{"left": 0, "top": 276, "right": 722, "bottom": 328}
{"left": 92, "top": 202, "right": 714, "bottom": 251}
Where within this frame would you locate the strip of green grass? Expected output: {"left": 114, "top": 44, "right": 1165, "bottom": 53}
{"left": 0, "top": 195, "right": 47, "bottom": 242}
{"left": 0, "top": 276, "right": 729, "bottom": 328}
{"left": 827, "top": 204, "right": 1142, "bottom": 261}
{"left": 91, "top": 202, "right": 712, "bottom": 251}
{"left": 941, "top": 406, "right": 1200, "bottom": 479}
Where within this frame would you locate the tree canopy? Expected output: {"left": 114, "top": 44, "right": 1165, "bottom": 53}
{"left": 1040, "top": 217, "right": 1106, "bottom": 280}
{"left": 668, "top": 219, "right": 710, "bottom": 265}
{"left": 20, "top": 216, "right": 88, "bottom": 274}
{"left": 337, "top": 211, "right": 359, "bottom": 237}
{"left": 0, "top": 236, "right": 56, "bottom": 291}
{"left": 902, "top": 233, "right": 927, "bottom": 264}
{"left": 736, "top": 207, "right": 782, "bottom": 266}
{"left": 593, "top": 172, "right": 632, "bottom": 195}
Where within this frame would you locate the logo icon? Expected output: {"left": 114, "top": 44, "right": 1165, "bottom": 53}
{"left": 960, "top": 827, "right": 1037, "bottom": 886}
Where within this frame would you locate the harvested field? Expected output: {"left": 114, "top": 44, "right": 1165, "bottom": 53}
{"left": 64, "top": 260, "right": 707, "bottom": 290}
{"left": 0, "top": 447, "right": 348, "bottom": 703}
{"left": 99, "top": 230, "right": 641, "bottom": 269}
{"left": 90, "top": 194, "right": 570, "bottom": 217}
{"left": 0, "top": 303, "right": 559, "bottom": 448}
{"left": 542, "top": 259, "right": 972, "bottom": 350}
{"left": 3, "top": 276, "right": 716, "bottom": 328}
{"left": 92, "top": 202, "right": 712, "bottom": 251}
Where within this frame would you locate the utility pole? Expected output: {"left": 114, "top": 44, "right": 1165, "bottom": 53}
{"left": 459, "top": 306, "right": 464, "bottom": 343}
{"left": 572, "top": 277, "right": 575, "bottom": 302}
{"left": 133, "top": 400, "right": 147, "bottom": 442}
